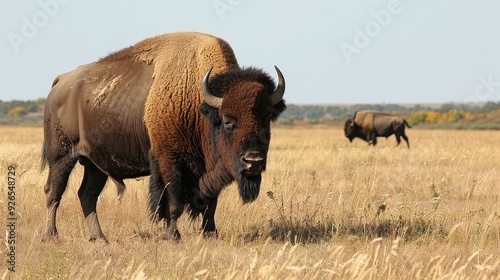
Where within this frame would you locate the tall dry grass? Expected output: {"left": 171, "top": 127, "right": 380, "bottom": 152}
{"left": 1, "top": 125, "right": 500, "bottom": 279}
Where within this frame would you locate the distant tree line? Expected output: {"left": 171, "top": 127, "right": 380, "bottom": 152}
{"left": 3, "top": 98, "right": 500, "bottom": 129}
{"left": 280, "top": 102, "right": 500, "bottom": 121}
{"left": 0, "top": 98, "right": 46, "bottom": 117}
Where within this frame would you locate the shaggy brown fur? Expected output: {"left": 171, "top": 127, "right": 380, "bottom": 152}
{"left": 42, "top": 31, "right": 286, "bottom": 242}
{"left": 143, "top": 32, "right": 238, "bottom": 159}
{"left": 142, "top": 33, "right": 286, "bottom": 239}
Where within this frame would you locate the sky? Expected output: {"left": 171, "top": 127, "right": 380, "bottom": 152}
{"left": 1, "top": 1, "right": 500, "bottom": 105}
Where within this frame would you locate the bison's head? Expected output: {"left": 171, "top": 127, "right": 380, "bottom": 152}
{"left": 199, "top": 66, "right": 286, "bottom": 203}
{"left": 344, "top": 119, "right": 355, "bottom": 142}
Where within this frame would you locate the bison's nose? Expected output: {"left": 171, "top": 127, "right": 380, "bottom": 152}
{"left": 241, "top": 151, "right": 264, "bottom": 177}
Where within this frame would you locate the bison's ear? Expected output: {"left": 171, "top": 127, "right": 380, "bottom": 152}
{"left": 199, "top": 103, "right": 221, "bottom": 125}
{"left": 271, "top": 99, "right": 286, "bottom": 122}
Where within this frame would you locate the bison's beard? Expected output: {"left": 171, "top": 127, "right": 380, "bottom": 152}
{"left": 238, "top": 173, "right": 261, "bottom": 203}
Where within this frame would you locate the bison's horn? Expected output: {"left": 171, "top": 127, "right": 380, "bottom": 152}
{"left": 350, "top": 119, "right": 354, "bottom": 126}
{"left": 202, "top": 67, "right": 223, "bottom": 109}
{"left": 269, "top": 66, "right": 285, "bottom": 106}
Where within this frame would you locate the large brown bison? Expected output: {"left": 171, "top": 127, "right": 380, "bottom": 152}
{"left": 344, "top": 110, "right": 410, "bottom": 148}
{"left": 42, "top": 32, "right": 286, "bottom": 242}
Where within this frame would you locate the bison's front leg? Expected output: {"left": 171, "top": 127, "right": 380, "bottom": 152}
{"left": 165, "top": 217, "right": 181, "bottom": 240}
{"left": 367, "top": 132, "right": 377, "bottom": 146}
{"left": 148, "top": 155, "right": 183, "bottom": 240}
{"left": 164, "top": 181, "right": 185, "bottom": 240}
{"left": 202, "top": 197, "right": 218, "bottom": 238}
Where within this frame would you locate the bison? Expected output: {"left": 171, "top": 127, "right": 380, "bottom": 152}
{"left": 344, "top": 110, "right": 411, "bottom": 148}
{"left": 42, "top": 31, "right": 286, "bottom": 242}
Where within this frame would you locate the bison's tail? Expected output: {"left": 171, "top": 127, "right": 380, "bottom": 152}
{"left": 41, "top": 111, "right": 51, "bottom": 171}
{"left": 41, "top": 143, "right": 48, "bottom": 171}
{"left": 404, "top": 120, "right": 412, "bottom": 128}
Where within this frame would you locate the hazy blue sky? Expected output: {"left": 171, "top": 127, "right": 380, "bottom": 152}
{"left": 2, "top": 1, "right": 500, "bottom": 104}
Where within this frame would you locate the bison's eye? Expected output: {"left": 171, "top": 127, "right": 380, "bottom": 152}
{"left": 222, "top": 114, "right": 237, "bottom": 131}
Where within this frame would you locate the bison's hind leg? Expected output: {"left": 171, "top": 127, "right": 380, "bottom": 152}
{"left": 402, "top": 133, "right": 410, "bottom": 148}
{"left": 78, "top": 157, "right": 109, "bottom": 242}
{"left": 395, "top": 134, "right": 402, "bottom": 147}
{"left": 395, "top": 133, "right": 410, "bottom": 148}
{"left": 43, "top": 157, "right": 78, "bottom": 242}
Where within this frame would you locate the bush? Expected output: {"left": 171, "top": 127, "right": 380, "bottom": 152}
{"left": 8, "top": 106, "right": 26, "bottom": 117}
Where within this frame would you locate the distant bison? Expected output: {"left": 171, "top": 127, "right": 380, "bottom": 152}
{"left": 344, "top": 110, "right": 411, "bottom": 148}
{"left": 42, "top": 32, "right": 286, "bottom": 242}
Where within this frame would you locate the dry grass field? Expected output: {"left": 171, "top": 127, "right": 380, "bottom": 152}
{"left": 1, "top": 125, "right": 500, "bottom": 279}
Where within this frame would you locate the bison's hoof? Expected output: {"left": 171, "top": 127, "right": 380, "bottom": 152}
{"left": 41, "top": 230, "right": 59, "bottom": 242}
{"left": 41, "top": 235, "right": 57, "bottom": 243}
{"left": 88, "top": 235, "right": 109, "bottom": 243}
{"left": 164, "top": 229, "right": 181, "bottom": 241}
{"left": 203, "top": 230, "right": 218, "bottom": 239}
